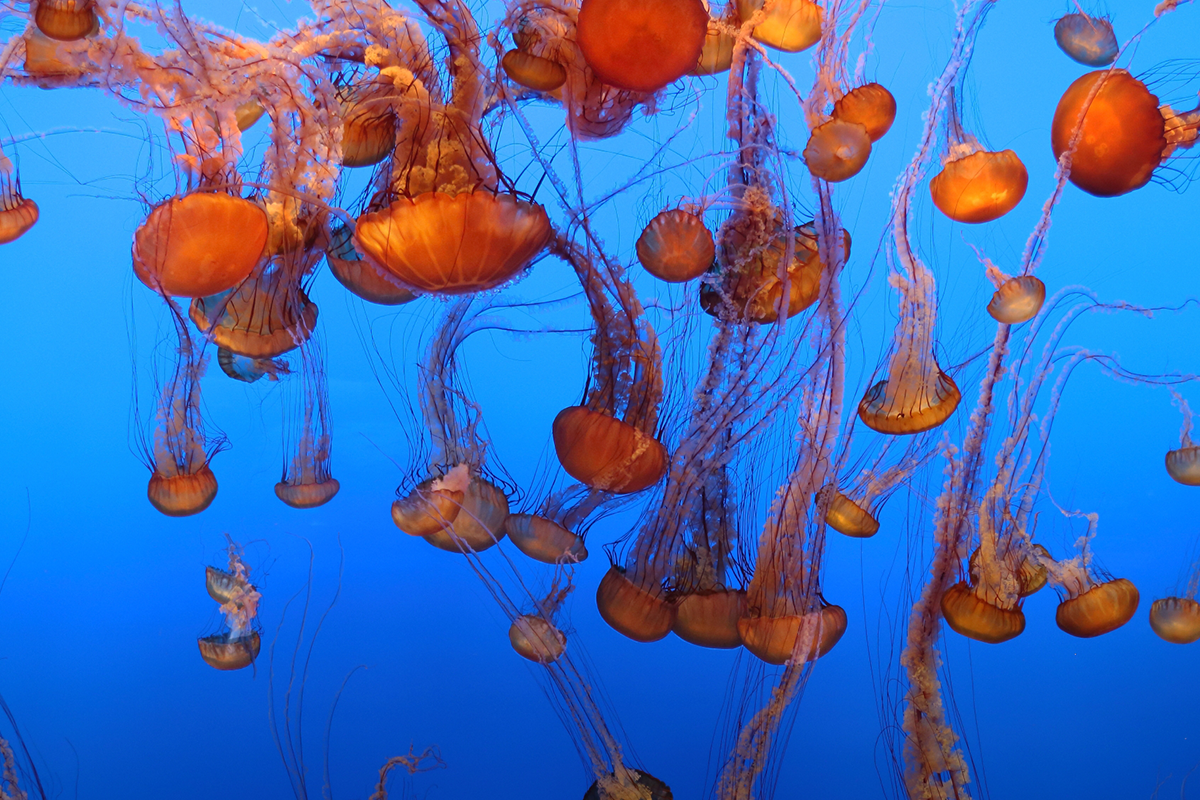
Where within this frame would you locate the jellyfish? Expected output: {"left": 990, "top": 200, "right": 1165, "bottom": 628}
{"left": 33, "top": 0, "right": 97, "bottom": 41}
{"left": 0, "top": 151, "right": 37, "bottom": 246}
{"left": 1053, "top": 13, "right": 1118, "bottom": 66}
{"left": 575, "top": 0, "right": 708, "bottom": 93}
{"left": 198, "top": 541, "right": 262, "bottom": 670}
{"left": 636, "top": 208, "right": 716, "bottom": 284}
{"left": 929, "top": 90, "right": 1027, "bottom": 223}
{"left": 822, "top": 437, "right": 935, "bottom": 538}
{"left": 275, "top": 340, "right": 340, "bottom": 509}
{"left": 389, "top": 298, "right": 510, "bottom": 553}
{"left": 1165, "top": 396, "right": 1200, "bottom": 485}
{"left": 1047, "top": 558, "right": 1139, "bottom": 638}
{"left": 1051, "top": 69, "right": 1199, "bottom": 197}
{"left": 353, "top": 2, "right": 552, "bottom": 295}
{"left": 325, "top": 222, "right": 417, "bottom": 305}
{"left": 833, "top": 82, "right": 897, "bottom": 142}
{"left": 216, "top": 347, "right": 290, "bottom": 383}
{"left": 736, "top": 0, "right": 823, "bottom": 53}
{"left": 508, "top": 579, "right": 571, "bottom": 664}
{"left": 691, "top": 15, "right": 735, "bottom": 77}
{"left": 332, "top": 61, "right": 397, "bottom": 168}
{"left": 550, "top": 236, "right": 667, "bottom": 495}
{"left": 191, "top": 263, "right": 319, "bottom": 358}
{"left": 1150, "top": 589, "right": 1200, "bottom": 644}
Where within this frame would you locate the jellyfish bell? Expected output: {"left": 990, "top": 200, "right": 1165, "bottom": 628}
{"left": 1051, "top": 70, "right": 1169, "bottom": 197}
{"left": 1149, "top": 597, "right": 1200, "bottom": 644}
{"left": 206, "top": 565, "right": 250, "bottom": 606}
{"left": 354, "top": 192, "right": 552, "bottom": 295}
{"left": 823, "top": 488, "right": 880, "bottom": 538}
{"left": 940, "top": 582, "right": 1025, "bottom": 644}
{"left": 987, "top": 275, "right": 1046, "bottom": 324}
{"left": 690, "top": 26, "right": 734, "bottom": 76}
{"left": 337, "top": 75, "right": 396, "bottom": 168}
{"left": 197, "top": 631, "right": 261, "bottom": 670}
{"left": 967, "top": 544, "right": 1052, "bottom": 598}
{"left": 509, "top": 614, "right": 568, "bottom": 663}
{"left": 275, "top": 478, "right": 340, "bottom": 509}
{"left": 736, "top": 0, "right": 823, "bottom": 52}
{"left": 147, "top": 463, "right": 218, "bottom": 517}
{"left": 552, "top": 406, "right": 667, "bottom": 494}
{"left": 326, "top": 224, "right": 417, "bottom": 306}
{"left": 1165, "top": 444, "right": 1200, "bottom": 485}
{"left": 1053, "top": 13, "right": 1118, "bottom": 67}
{"left": 505, "top": 513, "right": 588, "bottom": 564}
{"left": 575, "top": 0, "right": 708, "bottom": 93}
{"left": 636, "top": 209, "right": 715, "bottom": 283}
{"left": 833, "top": 83, "right": 897, "bottom": 142}
{"left": 583, "top": 769, "right": 673, "bottom": 800}
{"left": 0, "top": 163, "right": 38, "bottom": 246}
{"left": 33, "top": 0, "right": 97, "bottom": 41}
{"left": 672, "top": 588, "right": 746, "bottom": 649}
{"left": 190, "top": 275, "right": 318, "bottom": 358}
{"left": 738, "top": 602, "right": 846, "bottom": 665}
{"left": 858, "top": 370, "right": 961, "bottom": 435}
{"left": 391, "top": 465, "right": 468, "bottom": 537}
{"left": 595, "top": 565, "right": 677, "bottom": 642}
{"left": 216, "top": 347, "right": 289, "bottom": 383}
{"left": 502, "top": 49, "right": 567, "bottom": 92}
{"left": 132, "top": 193, "right": 268, "bottom": 298}
{"left": 1056, "top": 577, "right": 1140, "bottom": 637}
{"left": 929, "top": 148, "right": 1028, "bottom": 223}
{"left": 804, "top": 119, "right": 872, "bottom": 182}
{"left": 421, "top": 476, "right": 510, "bottom": 553}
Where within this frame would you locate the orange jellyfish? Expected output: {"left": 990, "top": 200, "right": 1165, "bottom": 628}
{"left": 833, "top": 83, "right": 897, "bottom": 143}
{"left": 34, "top": 0, "right": 97, "bottom": 41}
{"left": 736, "top": 0, "right": 823, "bottom": 53}
{"left": 822, "top": 438, "right": 934, "bottom": 539}
{"left": 199, "top": 541, "right": 262, "bottom": 670}
{"left": 1165, "top": 398, "right": 1200, "bottom": 485}
{"left": 216, "top": 347, "right": 290, "bottom": 384}
{"left": 1051, "top": 69, "right": 1198, "bottom": 197}
{"left": 389, "top": 298, "right": 510, "bottom": 553}
{"left": 509, "top": 581, "right": 571, "bottom": 664}
{"left": 690, "top": 15, "right": 735, "bottom": 77}
{"left": 701, "top": 206, "right": 842, "bottom": 324}
{"left": 325, "top": 223, "right": 417, "bottom": 306}
{"left": 575, "top": 0, "right": 708, "bottom": 93}
{"left": 551, "top": 237, "right": 667, "bottom": 495}
{"left": 929, "top": 91, "right": 1027, "bottom": 223}
{"left": 1053, "top": 13, "right": 1118, "bottom": 67}
{"left": 141, "top": 316, "right": 224, "bottom": 517}
{"left": 0, "top": 153, "right": 38, "bottom": 245}
{"left": 331, "top": 62, "right": 396, "bottom": 168}
{"left": 190, "top": 257, "right": 319, "bottom": 359}
{"left": 636, "top": 208, "right": 715, "bottom": 283}
{"left": 276, "top": 341, "right": 340, "bottom": 509}
{"left": 505, "top": 479, "right": 613, "bottom": 564}
{"left": 353, "top": 6, "right": 552, "bottom": 294}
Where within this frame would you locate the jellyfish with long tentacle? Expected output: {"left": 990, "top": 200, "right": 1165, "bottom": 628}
{"left": 0, "top": 148, "right": 37, "bottom": 245}
{"left": 276, "top": 338, "right": 340, "bottom": 509}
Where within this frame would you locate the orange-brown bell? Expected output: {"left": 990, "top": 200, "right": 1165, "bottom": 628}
{"left": 736, "top": 0, "right": 822, "bottom": 52}
{"left": 804, "top": 119, "right": 871, "bottom": 182}
{"left": 355, "top": 191, "right": 552, "bottom": 295}
{"left": 326, "top": 225, "right": 417, "bottom": 305}
{"left": 198, "top": 631, "right": 261, "bottom": 670}
{"left": 133, "top": 193, "right": 268, "bottom": 298}
{"left": 502, "top": 50, "right": 567, "bottom": 92}
{"left": 576, "top": 0, "right": 708, "bottom": 93}
{"left": 552, "top": 406, "right": 667, "bottom": 494}
{"left": 930, "top": 149, "right": 1028, "bottom": 223}
{"left": 738, "top": 604, "right": 846, "bottom": 664}
{"left": 275, "top": 479, "right": 340, "bottom": 509}
{"left": 940, "top": 582, "right": 1025, "bottom": 643}
{"left": 1056, "top": 577, "right": 1139, "bottom": 638}
{"left": 34, "top": 0, "right": 97, "bottom": 41}
{"left": 596, "top": 566, "right": 676, "bottom": 642}
{"left": 147, "top": 466, "right": 218, "bottom": 517}
{"left": 636, "top": 209, "right": 715, "bottom": 283}
{"left": 673, "top": 588, "right": 746, "bottom": 648}
{"left": 0, "top": 198, "right": 38, "bottom": 245}
{"left": 833, "top": 83, "right": 896, "bottom": 142}
{"left": 1051, "top": 70, "right": 1166, "bottom": 197}
{"left": 1149, "top": 597, "right": 1200, "bottom": 644}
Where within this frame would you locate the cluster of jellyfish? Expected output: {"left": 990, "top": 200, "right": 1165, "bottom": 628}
{"left": 2, "top": 0, "right": 1200, "bottom": 795}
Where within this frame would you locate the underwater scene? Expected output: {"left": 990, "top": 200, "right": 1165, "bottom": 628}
{"left": 0, "top": 0, "right": 1197, "bottom": 797}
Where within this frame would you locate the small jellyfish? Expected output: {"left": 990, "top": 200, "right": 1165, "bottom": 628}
{"left": 833, "top": 83, "right": 897, "bottom": 142}
{"left": 1165, "top": 401, "right": 1200, "bottom": 485}
{"left": 325, "top": 224, "right": 417, "bottom": 306}
{"left": 509, "top": 581, "right": 571, "bottom": 664}
{"left": 940, "top": 582, "right": 1025, "bottom": 643}
{"left": 133, "top": 192, "right": 269, "bottom": 298}
{"left": 1051, "top": 69, "right": 1197, "bottom": 197}
{"left": 583, "top": 770, "right": 673, "bottom": 800}
{"left": 333, "top": 64, "right": 396, "bottom": 168}
{"left": 575, "top": 0, "right": 708, "bottom": 93}
{"left": 1053, "top": 13, "right": 1118, "bottom": 67}
{"left": 34, "top": 0, "right": 97, "bottom": 41}
{"left": 636, "top": 208, "right": 715, "bottom": 283}
{"left": 929, "top": 90, "right": 1027, "bottom": 223}
{"left": 276, "top": 342, "right": 340, "bottom": 509}
{"left": 216, "top": 347, "right": 289, "bottom": 383}
{"left": 0, "top": 154, "right": 38, "bottom": 246}
{"left": 987, "top": 275, "right": 1045, "bottom": 324}
{"left": 505, "top": 480, "right": 599, "bottom": 564}
{"left": 502, "top": 49, "right": 567, "bottom": 92}
{"left": 736, "top": 0, "right": 823, "bottom": 53}
{"left": 690, "top": 24, "right": 734, "bottom": 76}
{"left": 804, "top": 118, "right": 872, "bottom": 182}
{"left": 823, "top": 490, "right": 880, "bottom": 537}
{"left": 1150, "top": 597, "right": 1200, "bottom": 644}
{"left": 1056, "top": 576, "right": 1139, "bottom": 637}
{"left": 198, "top": 542, "right": 262, "bottom": 671}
